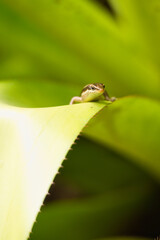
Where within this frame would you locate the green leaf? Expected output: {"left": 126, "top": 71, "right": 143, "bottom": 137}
{"left": 61, "top": 137, "right": 153, "bottom": 194}
{"left": 0, "top": 0, "right": 159, "bottom": 98}
{"left": 84, "top": 97, "right": 160, "bottom": 181}
{"left": 111, "top": 0, "right": 160, "bottom": 66}
{"left": 30, "top": 184, "right": 154, "bottom": 240}
{"left": 0, "top": 101, "right": 105, "bottom": 240}
{"left": 95, "top": 238, "right": 149, "bottom": 240}
{"left": 0, "top": 79, "right": 78, "bottom": 107}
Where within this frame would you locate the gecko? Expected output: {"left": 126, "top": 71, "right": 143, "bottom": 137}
{"left": 70, "top": 83, "right": 116, "bottom": 104}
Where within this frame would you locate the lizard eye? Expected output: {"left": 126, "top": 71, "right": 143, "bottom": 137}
{"left": 90, "top": 86, "right": 95, "bottom": 90}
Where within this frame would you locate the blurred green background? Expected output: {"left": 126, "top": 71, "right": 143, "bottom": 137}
{"left": 0, "top": 0, "right": 160, "bottom": 239}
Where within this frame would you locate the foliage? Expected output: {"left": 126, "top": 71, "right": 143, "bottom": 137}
{"left": 0, "top": 0, "right": 160, "bottom": 240}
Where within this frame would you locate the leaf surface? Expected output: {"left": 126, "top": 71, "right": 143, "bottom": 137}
{"left": 0, "top": 0, "right": 159, "bottom": 98}
{"left": 84, "top": 97, "right": 160, "bottom": 181}
{"left": 0, "top": 101, "right": 105, "bottom": 240}
{"left": 30, "top": 184, "right": 154, "bottom": 240}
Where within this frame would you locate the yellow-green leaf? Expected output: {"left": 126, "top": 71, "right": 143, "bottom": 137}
{"left": 0, "top": 101, "right": 105, "bottom": 240}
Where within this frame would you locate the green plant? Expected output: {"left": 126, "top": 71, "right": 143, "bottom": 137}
{"left": 0, "top": 0, "right": 159, "bottom": 240}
